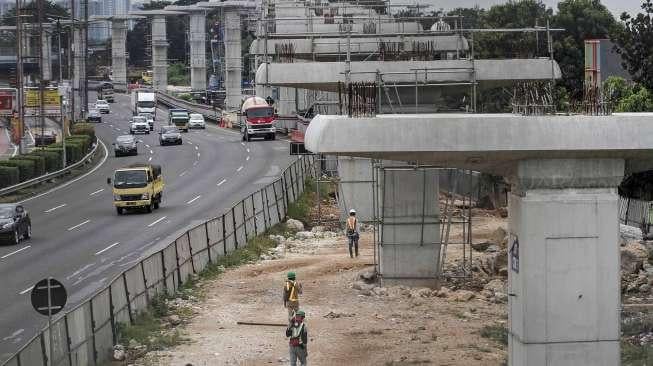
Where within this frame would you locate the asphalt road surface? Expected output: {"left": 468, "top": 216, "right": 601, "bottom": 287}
{"left": 0, "top": 93, "right": 294, "bottom": 361}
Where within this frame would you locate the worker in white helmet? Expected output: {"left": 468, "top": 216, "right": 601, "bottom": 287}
{"left": 346, "top": 209, "right": 360, "bottom": 258}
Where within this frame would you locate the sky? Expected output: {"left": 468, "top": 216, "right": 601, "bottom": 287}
{"left": 417, "top": 0, "right": 645, "bottom": 17}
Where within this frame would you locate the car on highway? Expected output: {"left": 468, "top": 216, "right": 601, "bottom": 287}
{"left": 130, "top": 116, "right": 150, "bottom": 134}
{"left": 138, "top": 112, "right": 155, "bottom": 130}
{"left": 34, "top": 131, "right": 57, "bottom": 146}
{"left": 96, "top": 99, "right": 110, "bottom": 113}
{"left": 159, "top": 126, "right": 182, "bottom": 146}
{"left": 188, "top": 113, "right": 206, "bottom": 129}
{"left": 87, "top": 108, "right": 102, "bottom": 123}
{"left": 0, "top": 204, "right": 31, "bottom": 245}
{"left": 113, "top": 135, "right": 138, "bottom": 157}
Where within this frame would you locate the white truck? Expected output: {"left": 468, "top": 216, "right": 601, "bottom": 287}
{"left": 131, "top": 89, "right": 156, "bottom": 117}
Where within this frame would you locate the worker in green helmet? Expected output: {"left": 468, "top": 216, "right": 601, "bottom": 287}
{"left": 283, "top": 271, "right": 303, "bottom": 321}
{"left": 286, "top": 309, "right": 308, "bottom": 366}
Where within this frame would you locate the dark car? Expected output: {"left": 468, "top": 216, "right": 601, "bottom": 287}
{"left": 34, "top": 131, "right": 57, "bottom": 147}
{"left": 159, "top": 126, "right": 182, "bottom": 146}
{"left": 113, "top": 135, "right": 138, "bottom": 157}
{"left": 0, "top": 204, "right": 31, "bottom": 245}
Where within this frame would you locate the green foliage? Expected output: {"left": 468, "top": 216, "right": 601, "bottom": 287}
{"left": 603, "top": 77, "right": 653, "bottom": 112}
{"left": 0, "top": 159, "right": 35, "bottom": 181}
{"left": 31, "top": 150, "right": 62, "bottom": 172}
{"left": 0, "top": 166, "right": 19, "bottom": 188}
{"left": 117, "top": 309, "right": 180, "bottom": 351}
{"left": 622, "top": 342, "right": 653, "bottom": 365}
{"left": 168, "top": 63, "right": 190, "bottom": 86}
{"left": 15, "top": 155, "right": 45, "bottom": 176}
{"left": 71, "top": 123, "right": 96, "bottom": 141}
{"left": 612, "top": 0, "right": 653, "bottom": 91}
{"left": 67, "top": 135, "right": 92, "bottom": 153}
{"left": 479, "top": 324, "right": 508, "bottom": 346}
{"left": 178, "top": 93, "right": 193, "bottom": 102}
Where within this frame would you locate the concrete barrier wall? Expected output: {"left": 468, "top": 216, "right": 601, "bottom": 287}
{"left": 2, "top": 156, "right": 315, "bottom": 366}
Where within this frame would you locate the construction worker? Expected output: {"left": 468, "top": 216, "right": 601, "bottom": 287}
{"left": 283, "top": 271, "right": 302, "bottom": 320}
{"left": 346, "top": 208, "right": 360, "bottom": 258}
{"left": 286, "top": 309, "right": 308, "bottom": 366}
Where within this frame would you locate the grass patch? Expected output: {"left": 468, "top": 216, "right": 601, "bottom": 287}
{"left": 622, "top": 341, "right": 653, "bottom": 365}
{"left": 286, "top": 177, "right": 336, "bottom": 224}
{"left": 117, "top": 294, "right": 181, "bottom": 351}
{"left": 479, "top": 324, "right": 508, "bottom": 346}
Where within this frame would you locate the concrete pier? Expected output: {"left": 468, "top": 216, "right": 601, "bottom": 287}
{"left": 305, "top": 112, "right": 653, "bottom": 365}
{"left": 41, "top": 31, "right": 52, "bottom": 81}
{"left": 189, "top": 11, "right": 207, "bottom": 91}
{"left": 508, "top": 158, "right": 622, "bottom": 365}
{"left": 224, "top": 8, "right": 242, "bottom": 110}
{"left": 151, "top": 15, "right": 168, "bottom": 92}
{"left": 111, "top": 20, "right": 128, "bottom": 92}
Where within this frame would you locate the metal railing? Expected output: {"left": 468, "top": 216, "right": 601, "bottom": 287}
{"left": 156, "top": 92, "right": 222, "bottom": 123}
{"left": 619, "top": 196, "right": 650, "bottom": 231}
{"left": 0, "top": 140, "right": 101, "bottom": 197}
{"left": 1, "top": 155, "right": 315, "bottom": 366}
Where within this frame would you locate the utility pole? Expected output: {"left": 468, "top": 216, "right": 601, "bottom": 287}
{"left": 37, "top": 0, "right": 46, "bottom": 149}
{"left": 15, "top": 0, "right": 24, "bottom": 154}
{"left": 83, "top": 0, "right": 88, "bottom": 114}
{"left": 69, "top": 0, "right": 75, "bottom": 124}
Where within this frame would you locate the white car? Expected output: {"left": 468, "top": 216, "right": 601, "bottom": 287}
{"left": 188, "top": 113, "right": 206, "bottom": 129}
{"left": 138, "top": 112, "right": 155, "bottom": 130}
{"left": 96, "top": 100, "right": 110, "bottom": 113}
{"left": 130, "top": 116, "right": 150, "bottom": 134}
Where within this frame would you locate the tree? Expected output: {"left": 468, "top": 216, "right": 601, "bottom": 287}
{"left": 603, "top": 76, "right": 653, "bottom": 112}
{"left": 612, "top": 0, "right": 653, "bottom": 91}
{"left": 552, "top": 0, "right": 617, "bottom": 99}
{"left": 0, "top": 0, "right": 69, "bottom": 26}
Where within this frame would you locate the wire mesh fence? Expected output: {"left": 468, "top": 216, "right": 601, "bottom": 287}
{"left": 1, "top": 155, "right": 315, "bottom": 366}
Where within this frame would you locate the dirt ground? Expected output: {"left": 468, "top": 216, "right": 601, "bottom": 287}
{"left": 137, "top": 213, "right": 508, "bottom": 366}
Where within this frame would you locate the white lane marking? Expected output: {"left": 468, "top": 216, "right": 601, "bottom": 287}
{"left": 194, "top": 146, "right": 198, "bottom": 150}
{"left": 95, "top": 242, "right": 120, "bottom": 256}
{"left": 186, "top": 195, "right": 201, "bottom": 204}
{"left": 241, "top": 142, "right": 245, "bottom": 146}
{"left": 197, "top": 152, "right": 200, "bottom": 158}
{"left": 145, "top": 144, "right": 150, "bottom": 148}
{"left": 246, "top": 156, "right": 250, "bottom": 161}
{"left": 19, "top": 286, "right": 34, "bottom": 295}
{"left": 147, "top": 216, "right": 167, "bottom": 227}
{"left": 187, "top": 141, "right": 193, "bottom": 145}
{"left": 148, "top": 157, "right": 152, "bottom": 162}
{"left": 109, "top": 124, "right": 113, "bottom": 127}
{"left": 150, "top": 149, "right": 154, "bottom": 154}
{"left": 217, "top": 179, "right": 226, "bottom": 186}
{"left": 115, "top": 128, "right": 121, "bottom": 132}
{"left": 66, "top": 262, "right": 95, "bottom": 279}
{"left": 20, "top": 139, "right": 109, "bottom": 203}
{"left": 2, "top": 329, "right": 24, "bottom": 341}
{"left": 67, "top": 219, "right": 90, "bottom": 231}
{"left": 246, "top": 148, "right": 250, "bottom": 153}
{"left": 193, "top": 161, "right": 198, "bottom": 166}
{"left": 179, "top": 170, "right": 187, "bottom": 177}
{"left": 1, "top": 245, "right": 31, "bottom": 259}
{"left": 236, "top": 166, "right": 243, "bottom": 172}
{"left": 44, "top": 203, "right": 67, "bottom": 213}
{"left": 89, "top": 188, "right": 104, "bottom": 196}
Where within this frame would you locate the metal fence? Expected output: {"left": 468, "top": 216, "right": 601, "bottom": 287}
{"left": 619, "top": 196, "right": 651, "bottom": 231}
{"left": 1, "top": 155, "right": 315, "bottom": 366}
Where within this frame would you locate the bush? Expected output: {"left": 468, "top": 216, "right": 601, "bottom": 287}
{"left": 66, "top": 135, "right": 92, "bottom": 153}
{"left": 14, "top": 155, "right": 45, "bottom": 176}
{"left": 70, "top": 123, "right": 96, "bottom": 142}
{"left": 0, "top": 159, "right": 36, "bottom": 181}
{"left": 63, "top": 141, "right": 84, "bottom": 164}
{"left": 31, "top": 150, "right": 62, "bottom": 171}
{"left": 0, "top": 166, "right": 19, "bottom": 188}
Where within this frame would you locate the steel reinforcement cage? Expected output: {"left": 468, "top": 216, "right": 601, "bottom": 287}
{"left": 1, "top": 155, "right": 315, "bottom": 366}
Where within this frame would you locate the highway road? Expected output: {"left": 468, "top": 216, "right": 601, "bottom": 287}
{"left": 0, "top": 93, "right": 294, "bottom": 361}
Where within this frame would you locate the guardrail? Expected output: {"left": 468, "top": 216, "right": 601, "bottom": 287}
{"left": 0, "top": 141, "right": 101, "bottom": 197}
{"left": 1, "top": 155, "right": 315, "bottom": 366}
{"left": 156, "top": 92, "right": 222, "bottom": 123}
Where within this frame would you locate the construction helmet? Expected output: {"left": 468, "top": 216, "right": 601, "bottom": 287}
{"left": 287, "top": 271, "right": 296, "bottom": 280}
{"left": 349, "top": 209, "right": 356, "bottom": 214}
{"left": 295, "top": 310, "right": 305, "bottom": 317}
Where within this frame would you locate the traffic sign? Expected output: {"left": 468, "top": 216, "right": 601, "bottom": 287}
{"left": 30, "top": 278, "right": 67, "bottom": 316}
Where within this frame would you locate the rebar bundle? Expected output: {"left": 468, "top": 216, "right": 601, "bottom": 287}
{"left": 579, "top": 84, "right": 614, "bottom": 116}
{"left": 411, "top": 40, "right": 437, "bottom": 61}
{"left": 511, "top": 81, "right": 555, "bottom": 115}
{"left": 378, "top": 41, "right": 404, "bottom": 61}
{"left": 342, "top": 82, "right": 377, "bottom": 117}
{"left": 274, "top": 42, "right": 295, "bottom": 63}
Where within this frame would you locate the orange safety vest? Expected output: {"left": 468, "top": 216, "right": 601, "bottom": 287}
{"left": 285, "top": 280, "right": 299, "bottom": 302}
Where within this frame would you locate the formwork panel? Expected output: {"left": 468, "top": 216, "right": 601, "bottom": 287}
{"left": 189, "top": 225, "right": 209, "bottom": 272}
{"left": 163, "top": 244, "right": 178, "bottom": 293}
{"left": 244, "top": 196, "right": 256, "bottom": 237}
{"left": 176, "top": 236, "right": 194, "bottom": 283}
{"left": 110, "top": 277, "right": 130, "bottom": 324}
{"left": 142, "top": 254, "right": 165, "bottom": 298}
{"left": 253, "top": 190, "right": 266, "bottom": 234}
{"left": 46, "top": 317, "right": 70, "bottom": 366}
{"left": 224, "top": 210, "right": 236, "bottom": 253}
{"left": 15, "top": 336, "right": 44, "bottom": 366}
{"left": 207, "top": 217, "right": 225, "bottom": 259}
{"left": 124, "top": 266, "right": 147, "bottom": 314}
{"left": 234, "top": 202, "right": 247, "bottom": 247}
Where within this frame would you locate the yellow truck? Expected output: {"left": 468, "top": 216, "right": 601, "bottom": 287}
{"left": 109, "top": 164, "right": 164, "bottom": 215}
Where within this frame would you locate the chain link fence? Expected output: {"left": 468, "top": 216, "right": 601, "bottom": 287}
{"left": 1, "top": 155, "right": 315, "bottom": 366}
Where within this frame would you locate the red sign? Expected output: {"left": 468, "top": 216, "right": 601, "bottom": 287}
{"left": 0, "top": 89, "right": 16, "bottom": 116}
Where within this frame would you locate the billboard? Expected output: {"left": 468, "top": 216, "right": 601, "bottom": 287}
{"left": 0, "top": 89, "right": 16, "bottom": 116}
{"left": 24, "top": 88, "right": 61, "bottom": 116}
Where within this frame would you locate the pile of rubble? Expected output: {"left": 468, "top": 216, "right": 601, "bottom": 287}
{"left": 262, "top": 219, "right": 342, "bottom": 260}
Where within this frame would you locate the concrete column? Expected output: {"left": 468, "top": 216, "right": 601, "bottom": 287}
{"left": 508, "top": 159, "right": 623, "bottom": 366}
{"left": 189, "top": 11, "right": 207, "bottom": 91}
{"left": 224, "top": 8, "right": 242, "bottom": 110}
{"left": 111, "top": 20, "right": 128, "bottom": 92}
{"left": 72, "top": 27, "right": 85, "bottom": 118}
{"left": 41, "top": 32, "right": 52, "bottom": 81}
{"left": 377, "top": 166, "right": 440, "bottom": 287}
{"left": 151, "top": 15, "right": 168, "bottom": 92}
{"left": 337, "top": 157, "right": 374, "bottom": 222}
